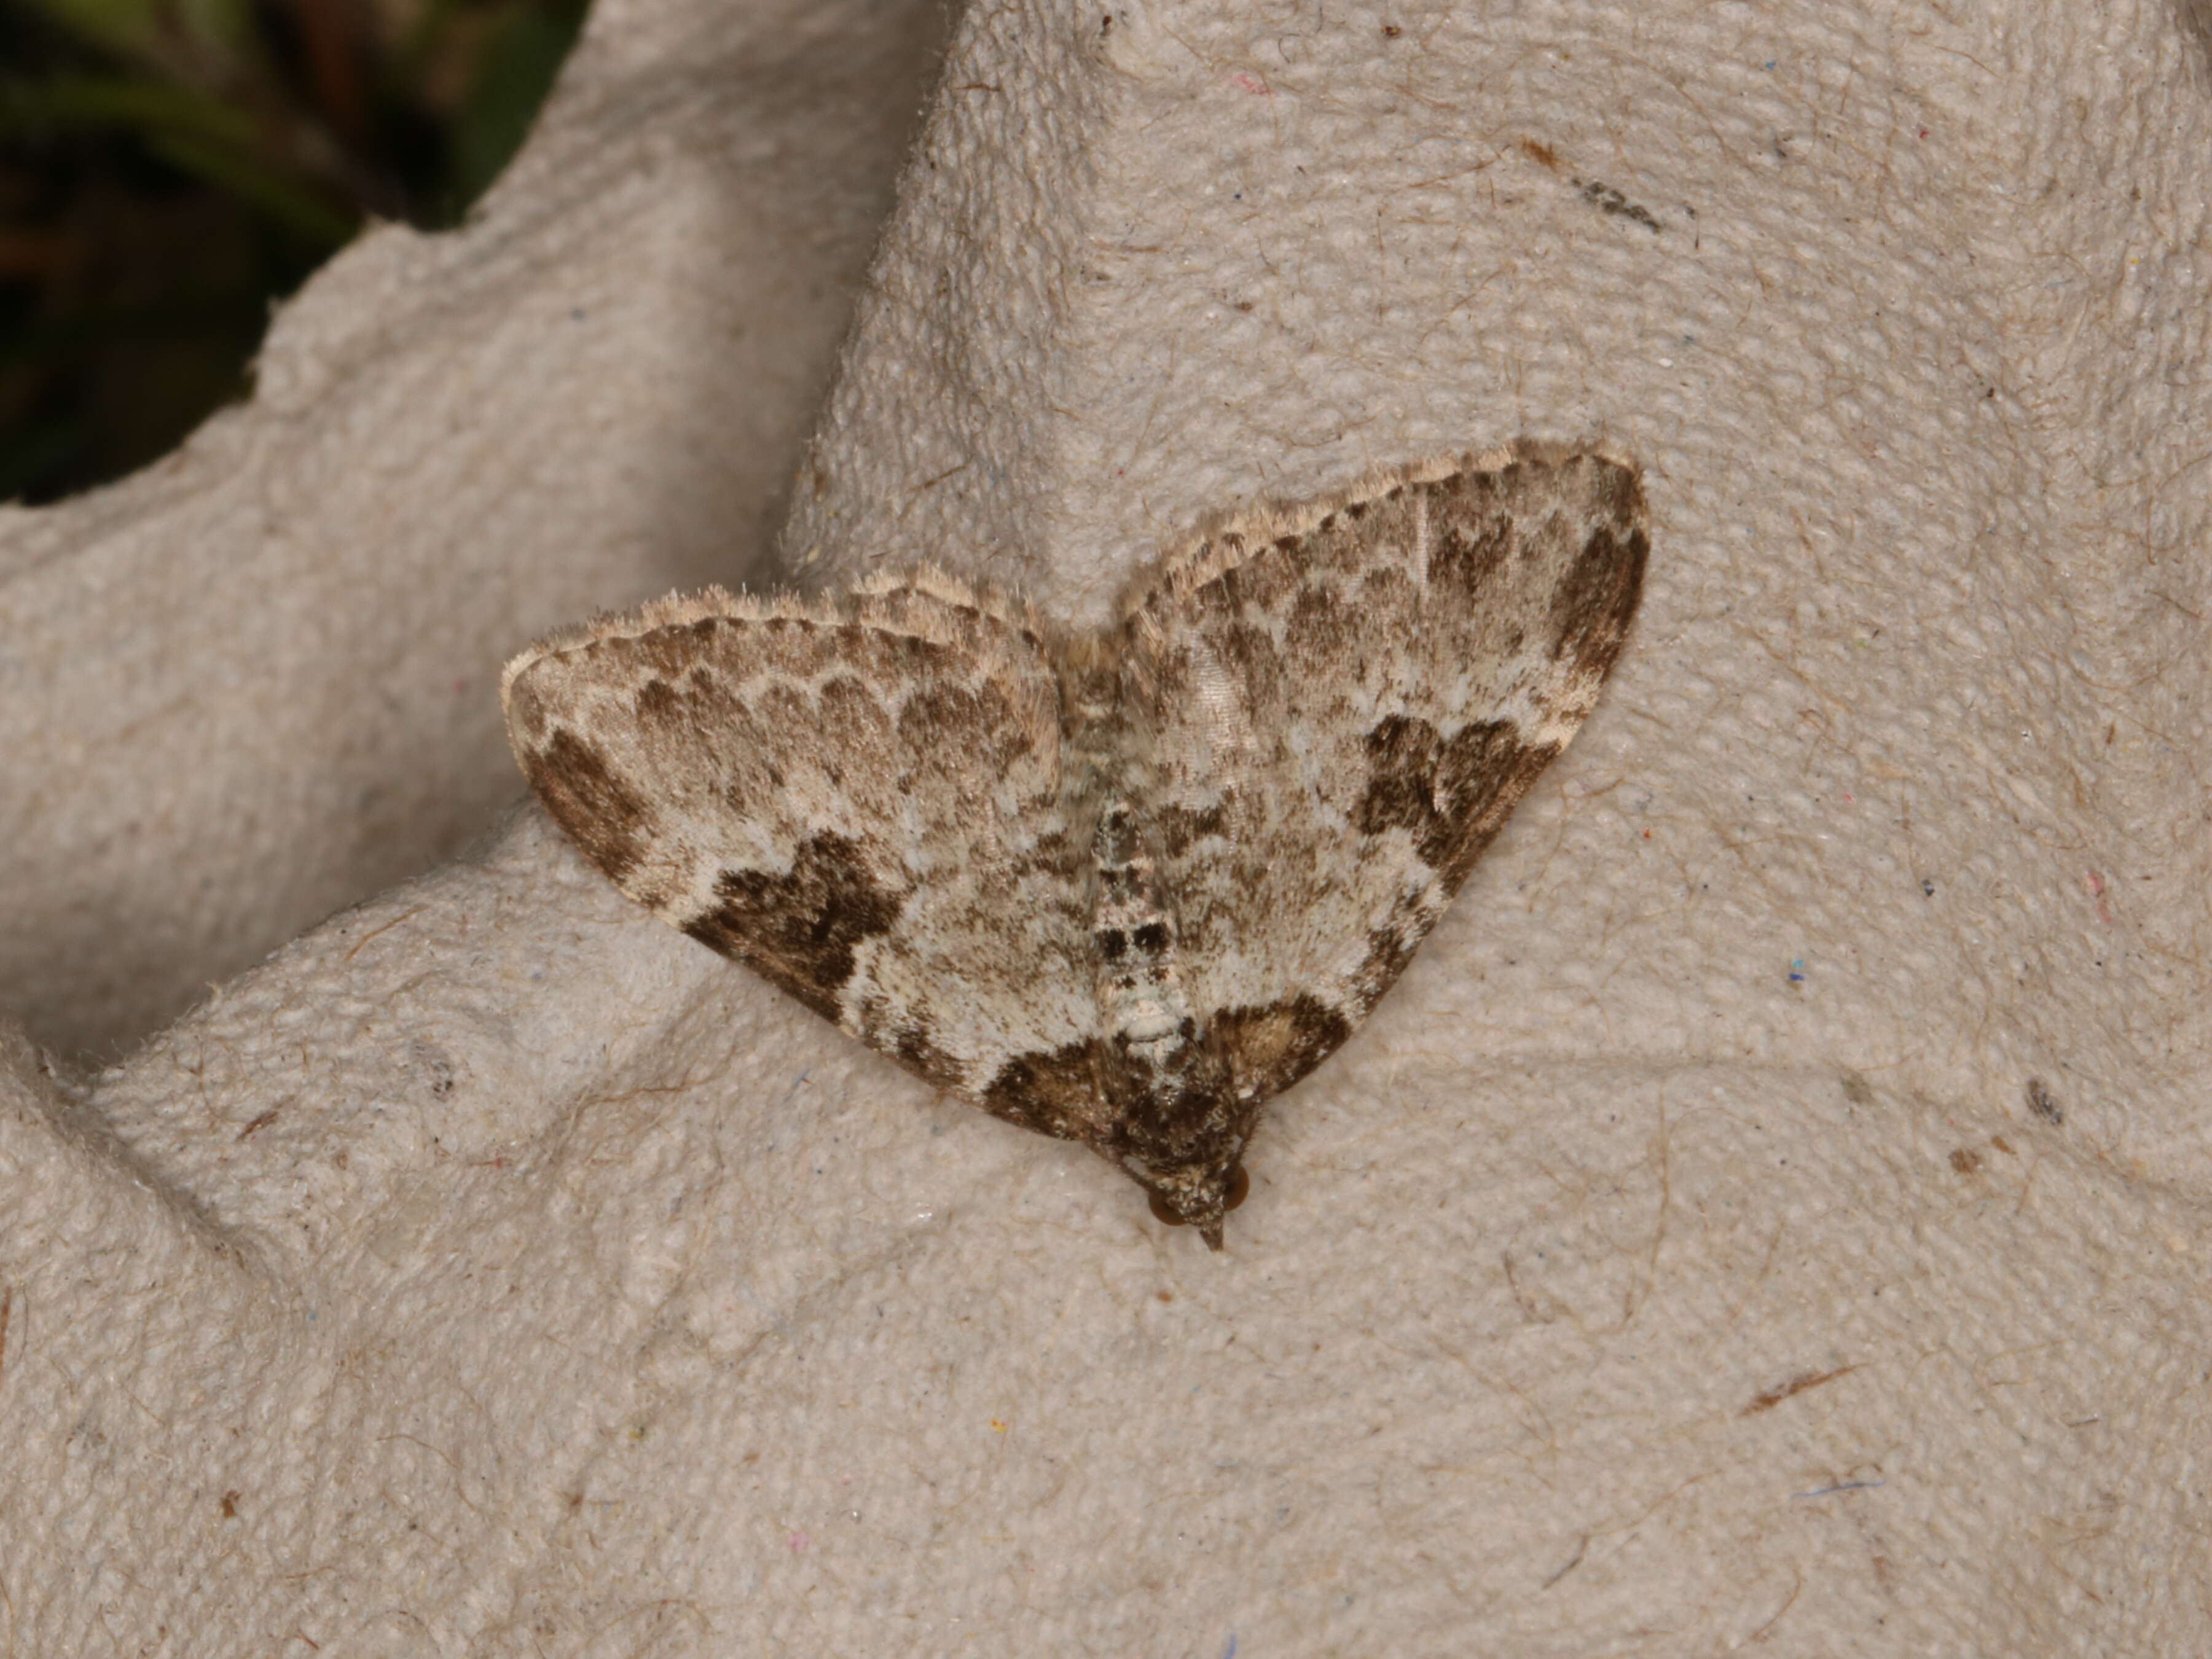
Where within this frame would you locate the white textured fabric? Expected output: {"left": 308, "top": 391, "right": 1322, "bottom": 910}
{"left": 4, "top": 1, "right": 2210, "bottom": 1652}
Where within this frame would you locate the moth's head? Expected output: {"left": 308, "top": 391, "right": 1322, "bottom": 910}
{"left": 1142, "top": 1159, "right": 1251, "bottom": 1250}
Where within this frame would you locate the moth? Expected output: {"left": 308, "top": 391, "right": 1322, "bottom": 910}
{"left": 502, "top": 441, "right": 1648, "bottom": 1247}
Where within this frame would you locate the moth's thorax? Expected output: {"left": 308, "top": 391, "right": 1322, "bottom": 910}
{"left": 1054, "top": 640, "right": 1121, "bottom": 735}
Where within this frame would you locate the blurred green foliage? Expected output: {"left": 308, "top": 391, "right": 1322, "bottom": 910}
{"left": 0, "top": 0, "right": 588, "bottom": 501}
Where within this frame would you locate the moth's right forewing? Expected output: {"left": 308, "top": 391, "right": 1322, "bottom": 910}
{"left": 501, "top": 580, "right": 1098, "bottom": 1104}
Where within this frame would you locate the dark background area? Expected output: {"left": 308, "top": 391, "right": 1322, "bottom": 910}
{"left": 0, "top": 0, "right": 585, "bottom": 503}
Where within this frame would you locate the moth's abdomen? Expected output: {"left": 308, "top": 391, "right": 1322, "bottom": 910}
{"left": 1078, "top": 786, "right": 1246, "bottom": 1241}
{"left": 1086, "top": 798, "right": 1190, "bottom": 1043}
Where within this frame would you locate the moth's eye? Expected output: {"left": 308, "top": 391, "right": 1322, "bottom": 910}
{"left": 1224, "top": 1164, "right": 1251, "bottom": 1211}
{"left": 1149, "top": 1191, "right": 1188, "bottom": 1227}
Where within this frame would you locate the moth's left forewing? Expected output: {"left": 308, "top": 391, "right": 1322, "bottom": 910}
{"left": 1125, "top": 443, "right": 1649, "bottom": 1104}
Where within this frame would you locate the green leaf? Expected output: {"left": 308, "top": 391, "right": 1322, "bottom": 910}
{"left": 143, "top": 127, "right": 360, "bottom": 246}
{"left": 441, "top": 0, "right": 586, "bottom": 219}
{"left": 0, "top": 73, "right": 262, "bottom": 151}
{"left": 10, "top": 0, "right": 257, "bottom": 74}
